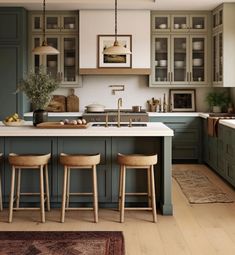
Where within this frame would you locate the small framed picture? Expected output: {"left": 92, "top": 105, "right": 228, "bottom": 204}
{"left": 98, "top": 34, "right": 132, "bottom": 68}
{"left": 169, "top": 89, "right": 196, "bottom": 112}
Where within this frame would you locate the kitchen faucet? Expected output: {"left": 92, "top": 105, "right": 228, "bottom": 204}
{"left": 117, "top": 98, "right": 122, "bottom": 127}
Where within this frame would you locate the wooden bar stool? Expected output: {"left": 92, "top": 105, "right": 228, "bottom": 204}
{"left": 60, "top": 153, "right": 100, "bottom": 223}
{"left": 0, "top": 153, "right": 3, "bottom": 211}
{"left": 8, "top": 153, "right": 51, "bottom": 223}
{"left": 117, "top": 153, "right": 158, "bottom": 223}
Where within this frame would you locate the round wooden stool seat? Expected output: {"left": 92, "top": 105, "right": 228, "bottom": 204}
{"left": 60, "top": 153, "right": 101, "bottom": 223}
{"left": 9, "top": 153, "right": 50, "bottom": 167}
{"left": 117, "top": 153, "right": 157, "bottom": 166}
{"left": 60, "top": 153, "right": 100, "bottom": 166}
{"left": 0, "top": 153, "right": 3, "bottom": 211}
{"left": 8, "top": 153, "right": 51, "bottom": 223}
{"left": 118, "top": 153, "right": 158, "bottom": 223}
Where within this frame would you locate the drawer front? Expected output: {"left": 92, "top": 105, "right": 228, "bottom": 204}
{"left": 173, "top": 144, "right": 198, "bottom": 159}
{"left": 173, "top": 128, "right": 198, "bottom": 144}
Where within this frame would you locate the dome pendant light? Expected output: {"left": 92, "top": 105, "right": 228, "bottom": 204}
{"left": 32, "top": 0, "right": 59, "bottom": 55}
{"left": 103, "top": 0, "right": 132, "bottom": 55}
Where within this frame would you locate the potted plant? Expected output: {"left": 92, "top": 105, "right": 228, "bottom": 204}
{"left": 206, "top": 91, "right": 229, "bottom": 113}
{"left": 18, "top": 66, "right": 60, "bottom": 125}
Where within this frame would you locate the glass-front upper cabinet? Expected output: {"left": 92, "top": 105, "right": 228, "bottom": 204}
{"left": 190, "top": 36, "right": 207, "bottom": 84}
{"left": 212, "top": 32, "right": 223, "bottom": 85}
{"left": 213, "top": 7, "right": 223, "bottom": 30}
{"left": 152, "top": 35, "right": 170, "bottom": 84}
{"left": 171, "top": 14, "right": 207, "bottom": 32}
{"left": 152, "top": 14, "right": 170, "bottom": 32}
{"left": 31, "top": 13, "right": 78, "bottom": 32}
{"left": 171, "top": 36, "right": 188, "bottom": 84}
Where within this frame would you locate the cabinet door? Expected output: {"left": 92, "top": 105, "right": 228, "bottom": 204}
{"left": 190, "top": 15, "right": 207, "bottom": 32}
{"left": 61, "top": 36, "right": 80, "bottom": 86}
{"left": 213, "top": 8, "right": 223, "bottom": 31}
{"left": 171, "top": 15, "right": 189, "bottom": 32}
{"left": 31, "top": 14, "right": 42, "bottom": 32}
{"left": 190, "top": 35, "right": 207, "bottom": 85}
{"left": 61, "top": 14, "right": 78, "bottom": 32}
{"left": 152, "top": 35, "right": 170, "bottom": 84}
{"left": 212, "top": 32, "right": 223, "bottom": 85}
{"left": 171, "top": 35, "right": 189, "bottom": 84}
{"left": 45, "top": 14, "right": 60, "bottom": 32}
{"left": 152, "top": 14, "right": 170, "bottom": 32}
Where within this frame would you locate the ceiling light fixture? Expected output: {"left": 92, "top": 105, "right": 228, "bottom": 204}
{"left": 32, "top": 0, "right": 59, "bottom": 55}
{"left": 103, "top": 0, "right": 132, "bottom": 55}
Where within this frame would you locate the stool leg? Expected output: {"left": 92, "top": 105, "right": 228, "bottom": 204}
{"left": 0, "top": 172, "right": 2, "bottom": 211}
{"left": 66, "top": 168, "right": 70, "bottom": 208}
{"left": 16, "top": 169, "right": 21, "bottom": 208}
{"left": 40, "top": 165, "right": 45, "bottom": 223}
{"left": 61, "top": 166, "right": 68, "bottom": 223}
{"left": 92, "top": 165, "right": 98, "bottom": 223}
{"left": 45, "top": 164, "right": 50, "bottom": 212}
{"left": 150, "top": 165, "right": 157, "bottom": 223}
{"left": 8, "top": 166, "right": 16, "bottom": 223}
{"left": 147, "top": 167, "right": 152, "bottom": 208}
{"left": 120, "top": 165, "right": 126, "bottom": 223}
{"left": 118, "top": 165, "right": 123, "bottom": 212}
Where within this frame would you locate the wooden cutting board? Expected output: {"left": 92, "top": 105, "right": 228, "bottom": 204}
{"left": 46, "top": 95, "right": 66, "bottom": 112}
{"left": 67, "top": 89, "right": 79, "bottom": 112}
{"left": 36, "top": 122, "right": 90, "bottom": 129}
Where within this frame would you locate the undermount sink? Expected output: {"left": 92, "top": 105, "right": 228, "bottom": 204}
{"left": 92, "top": 123, "right": 147, "bottom": 127}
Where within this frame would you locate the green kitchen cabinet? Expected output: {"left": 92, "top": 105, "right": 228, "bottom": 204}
{"left": 0, "top": 8, "right": 27, "bottom": 119}
{"left": 150, "top": 117, "right": 202, "bottom": 162}
{"left": 57, "top": 137, "right": 112, "bottom": 204}
{"left": 3, "top": 137, "right": 57, "bottom": 206}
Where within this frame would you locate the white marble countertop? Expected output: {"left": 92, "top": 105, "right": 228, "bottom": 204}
{"left": 148, "top": 112, "right": 208, "bottom": 118}
{"left": 219, "top": 119, "right": 235, "bottom": 129}
{"left": 0, "top": 122, "right": 173, "bottom": 137}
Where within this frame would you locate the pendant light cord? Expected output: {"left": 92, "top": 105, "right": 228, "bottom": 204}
{"left": 115, "top": 0, "right": 117, "bottom": 42}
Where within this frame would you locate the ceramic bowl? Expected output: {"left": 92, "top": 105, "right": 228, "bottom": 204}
{"left": 174, "top": 23, "right": 180, "bottom": 29}
{"left": 195, "top": 24, "right": 203, "bottom": 29}
{"left": 193, "top": 41, "right": 203, "bottom": 50}
{"left": 159, "top": 24, "right": 167, "bottom": 29}
{"left": 48, "top": 61, "right": 57, "bottom": 68}
{"left": 159, "top": 60, "right": 167, "bottom": 67}
{"left": 193, "top": 58, "right": 203, "bottom": 66}
{"left": 174, "top": 61, "right": 184, "bottom": 68}
{"left": 65, "top": 57, "right": 75, "bottom": 66}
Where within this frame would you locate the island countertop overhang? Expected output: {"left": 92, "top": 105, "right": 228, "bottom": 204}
{"left": 0, "top": 122, "right": 174, "bottom": 137}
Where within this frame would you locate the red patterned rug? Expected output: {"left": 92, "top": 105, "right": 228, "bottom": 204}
{"left": 0, "top": 231, "right": 125, "bottom": 255}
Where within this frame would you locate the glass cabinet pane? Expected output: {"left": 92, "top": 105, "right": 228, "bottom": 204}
{"left": 191, "top": 16, "right": 205, "bottom": 30}
{"left": 173, "top": 37, "right": 187, "bottom": 82}
{"left": 46, "top": 16, "right": 59, "bottom": 30}
{"left": 33, "top": 37, "right": 41, "bottom": 73}
{"left": 63, "top": 37, "right": 76, "bottom": 83}
{"left": 191, "top": 37, "right": 205, "bottom": 82}
{"left": 46, "top": 37, "right": 59, "bottom": 79}
{"left": 153, "top": 15, "right": 169, "bottom": 30}
{"left": 173, "top": 16, "right": 188, "bottom": 30}
{"left": 213, "top": 35, "right": 218, "bottom": 82}
{"left": 63, "top": 16, "right": 77, "bottom": 30}
{"left": 218, "top": 32, "right": 223, "bottom": 82}
{"left": 33, "top": 16, "right": 41, "bottom": 30}
{"left": 219, "top": 9, "right": 223, "bottom": 26}
{"left": 154, "top": 37, "right": 169, "bottom": 82}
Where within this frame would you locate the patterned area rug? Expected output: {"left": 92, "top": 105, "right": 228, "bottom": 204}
{"left": 173, "top": 169, "right": 234, "bottom": 203}
{"left": 0, "top": 231, "right": 125, "bottom": 255}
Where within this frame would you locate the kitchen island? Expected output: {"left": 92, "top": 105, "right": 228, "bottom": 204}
{"left": 0, "top": 122, "right": 173, "bottom": 215}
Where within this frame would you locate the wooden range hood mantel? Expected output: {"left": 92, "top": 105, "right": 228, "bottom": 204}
{"left": 79, "top": 68, "right": 151, "bottom": 75}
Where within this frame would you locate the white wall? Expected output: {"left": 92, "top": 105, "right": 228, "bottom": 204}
{"left": 79, "top": 10, "right": 150, "bottom": 68}
{"left": 56, "top": 76, "right": 212, "bottom": 112}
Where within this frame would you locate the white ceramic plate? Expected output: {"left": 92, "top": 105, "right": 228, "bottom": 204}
{"left": 3, "top": 119, "right": 24, "bottom": 126}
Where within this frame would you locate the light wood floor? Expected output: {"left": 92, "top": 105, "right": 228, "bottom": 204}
{"left": 1, "top": 164, "right": 235, "bottom": 255}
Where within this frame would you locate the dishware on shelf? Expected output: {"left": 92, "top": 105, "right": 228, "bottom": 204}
{"left": 155, "top": 60, "right": 159, "bottom": 66}
{"left": 195, "top": 24, "right": 203, "bottom": 29}
{"left": 193, "top": 58, "right": 203, "bottom": 66}
{"left": 159, "top": 60, "right": 167, "bottom": 67}
{"left": 174, "top": 23, "right": 180, "bottom": 29}
{"left": 181, "top": 24, "right": 187, "bottom": 29}
{"left": 155, "top": 41, "right": 161, "bottom": 51}
{"left": 174, "top": 60, "right": 184, "bottom": 68}
{"left": 68, "top": 23, "right": 75, "bottom": 29}
{"left": 159, "top": 23, "right": 167, "bottom": 29}
{"left": 193, "top": 41, "right": 203, "bottom": 50}
{"left": 48, "top": 60, "right": 57, "bottom": 68}
{"left": 65, "top": 57, "right": 75, "bottom": 66}
{"left": 181, "top": 43, "right": 186, "bottom": 49}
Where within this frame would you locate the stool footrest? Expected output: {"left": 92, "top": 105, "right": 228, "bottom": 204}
{"left": 125, "top": 192, "right": 148, "bottom": 196}
{"left": 13, "top": 207, "right": 41, "bottom": 211}
{"left": 68, "top": 192, "right": 93, "bottom": 196}
{"left": 65, "top": 207, "right": 94, "bottom": 211}
{"left": 125, "top": 207, "right": 153, "bottom": 211}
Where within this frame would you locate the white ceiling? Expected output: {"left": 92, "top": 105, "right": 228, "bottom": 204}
{"left": 0, "top": 0, "right": 234, "bottom": 11}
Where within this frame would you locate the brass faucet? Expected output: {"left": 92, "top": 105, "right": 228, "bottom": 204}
{"left": 117, "top": 98, "right": 122, "bottom": 127}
